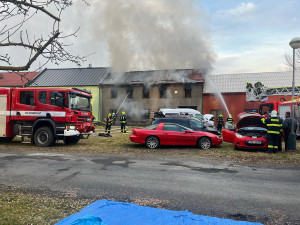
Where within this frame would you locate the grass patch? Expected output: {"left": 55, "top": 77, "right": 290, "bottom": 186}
{"left": 0, "top": 126, "right": 299, "bottom": 166}
{"left": 0, "top": 186, "right": 91, "bottom": 225}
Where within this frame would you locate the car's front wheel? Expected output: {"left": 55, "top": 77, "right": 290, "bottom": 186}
{"left": 197, "top": 136, "right": 211, "bottom": 149}
{"left": 146, "top": 136, "right": 160, "bottom": 149}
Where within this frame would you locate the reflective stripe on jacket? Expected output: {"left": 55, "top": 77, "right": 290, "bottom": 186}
{"left": 263, "top": 117, "right": 283, "bottom": 134}
{"left": 120, "top": 115, "right": 127, "bottom": 123}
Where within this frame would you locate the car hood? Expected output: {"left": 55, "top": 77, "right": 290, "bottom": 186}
{"left": 237, "top": 113, "right": 266, "bottom": 129}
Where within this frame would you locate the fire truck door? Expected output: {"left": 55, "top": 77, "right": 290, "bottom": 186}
{"left": 0, "top": 95, "right": 7, "bottom": 136}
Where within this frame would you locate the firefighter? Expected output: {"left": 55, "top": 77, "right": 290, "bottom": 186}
{"left": 262, "top": 110, "right": 283, "bottom": 154}
{"left": 105, "top": 113, "right": 112, "bottom": 135}
{"left": 120, "top": 111, "right": 127, "bottom": 133}
{"left": 217, "top": 114, "right": 224, "bottom": 132}
{"left": 246, "top": 82, "right": 253, "bottom": 91}
{"left": 254, "top": 81, "right": 263, "bottom": 95}
{"left": 227, "top": 114, "right": 233, "bottom": 124}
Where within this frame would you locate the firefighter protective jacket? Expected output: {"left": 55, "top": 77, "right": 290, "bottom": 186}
{"left": 262, "top": 117, "right": 283, "bottom": 135}
{"left": 217, "top": 116, "right": 224, "bottom": 124}
{"left": 120, "top": 115, "right": 127, "bottom": 124}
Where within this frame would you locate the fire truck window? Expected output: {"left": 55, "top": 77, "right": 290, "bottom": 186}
{"left": 50, "top": 92, "right": 65, "bottom": 107}
{"left": 20, "top": 91, "right": 34, "bottom": 106}
{"left": 38, "top": 92, "right": 47, "bottom": 104}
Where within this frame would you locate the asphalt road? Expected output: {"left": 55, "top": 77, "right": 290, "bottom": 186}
{"left": 0, "top": 149, "right": 299, "bottom": 224}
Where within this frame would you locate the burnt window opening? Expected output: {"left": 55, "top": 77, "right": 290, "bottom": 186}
{"left": 143, "top": 86, "right": 149, "bottom": 98}
{"left": 111, "top": 88, "right": 117, "bottom": 99}
{"left": 126, "top": 87, "right": 133, "bottom": 99}
{"left": 159, "top": 84, "right": 168, "bottom": 98}
{"left": 20, "top": 91, "right": 34, "bottom": 106}
{"left": 184, "top": 84, "right": 192, "bottom": 98}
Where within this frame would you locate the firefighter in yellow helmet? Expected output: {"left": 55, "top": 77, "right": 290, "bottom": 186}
{"left": 227, "top": 114, "right": 233, "bottom": 123}
{"left": 216, "top": 114, "right": 224, "bottom": 132}
{"left": 120, "top": 111, "right": 127, "bottom": 133}
{"left": 105, "top": 113, "right": 112, "bottom": 135}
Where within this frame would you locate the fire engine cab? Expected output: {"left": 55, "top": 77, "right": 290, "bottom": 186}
{"left": 0, "top": 87, "right": 95, "bottom": 147}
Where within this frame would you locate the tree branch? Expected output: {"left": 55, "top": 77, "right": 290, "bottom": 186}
{"left": 2, "top": 0, "right": 61, "bottom": 21}
{"left": 0, "top": 31, "right": 59, "bottom": 71}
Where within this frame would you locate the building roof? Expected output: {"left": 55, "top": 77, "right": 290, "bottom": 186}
{"left": 0, "top": 72, "right": 39, "bottom": 87}
{"left": 103, "top": 69, "right": 204, "bottom": 86}
{"left": 27, "top": 67, "right": 110, "bottom": 87}
{"left": 203, "top": 71, "right": 300, "bottom": 94}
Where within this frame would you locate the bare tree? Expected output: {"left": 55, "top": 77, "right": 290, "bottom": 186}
{"left": 0, "top": 0, "right": 88, "bottom": 73}
{"left": 283, "top": 49, "right": 300, "bottom": 71}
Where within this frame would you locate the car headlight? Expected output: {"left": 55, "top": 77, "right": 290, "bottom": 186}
{"left": 86, "top": 118, "right": 91, "bottom": 121}
{"left": 235, "top": 133, "right": 244, "bottom": 138}
{"left": 66, "top": 125, "right": 76, "bottom": 130}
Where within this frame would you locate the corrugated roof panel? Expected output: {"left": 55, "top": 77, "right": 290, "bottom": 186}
{"left": 204, "top": 71, "right": 300, "bottom": 93}
{"left": 103, "top": 69, "right": 203, "bottom": 85}
{"left": 28, "top": 68, "right": 110, "bottom": 87}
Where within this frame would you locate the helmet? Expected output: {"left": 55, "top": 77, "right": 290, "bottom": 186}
{"left": 108, "top": 113, "right": 111, "bottom": 116}
{"left": 271, "top": 110, "right": 277, "bottom": 117}
{"left": 219, "top": 114, "right": 223, "bottom": 117}
{"left": 228, "top": 114, "right": 232, "bottom": 118}
{"left": 122, "top": 111, "right": 125, "bottom": 115}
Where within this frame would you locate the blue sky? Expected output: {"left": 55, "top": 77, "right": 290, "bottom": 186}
{"left": 200, "top": 0, "right": 300, "bottom": 74}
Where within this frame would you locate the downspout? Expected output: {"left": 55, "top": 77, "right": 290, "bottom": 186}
{"left": 98, "top": 85, "right": 102, "bottom": 121}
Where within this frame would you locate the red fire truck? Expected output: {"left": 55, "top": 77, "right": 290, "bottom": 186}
{"left": 0, "top": 87, "right": 95, "bottom": 146}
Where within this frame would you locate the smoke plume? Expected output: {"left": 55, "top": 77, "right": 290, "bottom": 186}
{"left": 77, "top": 0, "right": 216, "bottom": 73}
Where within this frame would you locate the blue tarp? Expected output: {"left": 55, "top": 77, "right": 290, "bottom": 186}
{"left": 56, "top": 200, "right": 263, "bottom": 225}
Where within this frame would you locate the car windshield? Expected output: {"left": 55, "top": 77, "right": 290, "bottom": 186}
{"left": 68, "top": 92, "right": 91, "bottom": 112}
{"left": 190, "top": 118, "right": 204, "bottom": 129}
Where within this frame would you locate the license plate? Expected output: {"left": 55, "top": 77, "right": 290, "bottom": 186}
{"left": 248, "top": 140, "right": 261, "bottom": 144}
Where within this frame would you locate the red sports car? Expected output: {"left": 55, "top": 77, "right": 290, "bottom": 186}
{"left": 129, "top": 123, "right": 222, "bottom": 149}
{"left": 222, "top": 112, "right": 268, "bottom": 150}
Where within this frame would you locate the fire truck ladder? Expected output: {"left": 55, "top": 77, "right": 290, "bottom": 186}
{"left": 265, "top": 86, "right": 300, "bottom": 96}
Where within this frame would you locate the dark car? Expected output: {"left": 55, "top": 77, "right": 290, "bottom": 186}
{"left": 152, "top": 117, "right": 221, "bottom": 136}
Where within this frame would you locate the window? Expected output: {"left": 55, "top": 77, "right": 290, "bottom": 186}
{"left": 159, "top": 85, "right": 167, "bottom": 98}
{"left": 38, "top": 91, "right": 47, "bottom": 104}
{"left": 162, "top": 124, "right": 185, "bottom": 132}
{"left": 111, "top": 88, "right": 117, "bottom": 99}
{"left": 126, "top": 87, "right": 133, "bottom": 99}
{"left": 244, "top": 109, "right": 258, "bottom": 113}
{"left": 50, "top": 92, "right": 65, "bottom": 107}
{"left": 20, "top": 91, "right": 34, "bottom": 106}
{"left": 144, "top": 109, "right": 150, "bottom": 119}
{"left": 143, "top": 87, "right": 149, "bottom": 98}
{"left": 144, "top": 124, "right": 159, "bottom": 130}
{"left": 189, "top": 119, "right": 204, "bottom": 129}
{"left": 184, "top": 84, "right": 191, "bottom": 98}
{"left": 211, "top": 109, "right": 223, "bottom": 118}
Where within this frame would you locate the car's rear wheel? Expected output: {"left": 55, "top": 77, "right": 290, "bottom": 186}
{"left": 146, "top": 136, "right": 160, "bottom": 149}
{"left": 197, "top": 136, "right": 211, "bottom": 149}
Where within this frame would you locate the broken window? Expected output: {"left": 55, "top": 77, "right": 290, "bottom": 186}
{"left": 184, "top": 84, "right": 192, "bottom": 98}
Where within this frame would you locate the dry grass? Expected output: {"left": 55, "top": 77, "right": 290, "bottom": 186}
{"left": 0, "top": 186, "right": 92, "bottom": 225}
{"left": 0, "top": 126, "right": 299, "bottom": 166}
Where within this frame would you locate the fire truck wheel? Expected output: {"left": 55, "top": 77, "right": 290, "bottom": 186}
{"left": 34, "top": 126, "right": 55, "bottom": 147}
{"left": 64, "top": 136, "right": 80, "bottom": 144}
